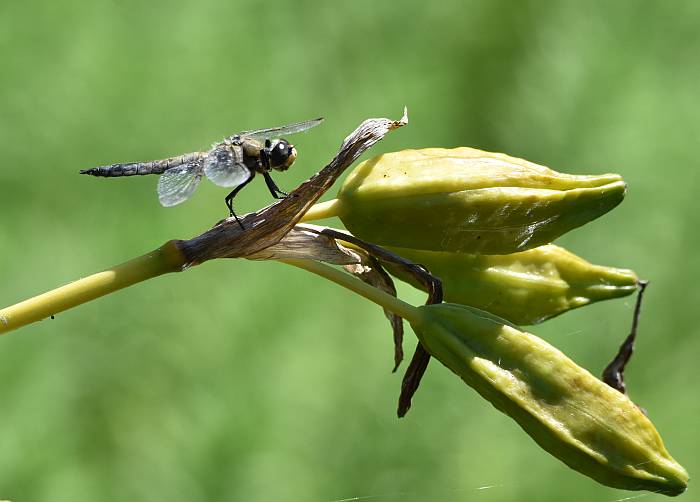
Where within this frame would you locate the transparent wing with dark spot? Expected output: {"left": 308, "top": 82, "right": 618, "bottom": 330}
{"left": 157, "top": 161, "right": 203, "bottom": 207}
{"left": 203, "top": 146, "right": 251, "bottom": 187}
{"left": 237, "top": 117, "right": 324, "bottom": 141}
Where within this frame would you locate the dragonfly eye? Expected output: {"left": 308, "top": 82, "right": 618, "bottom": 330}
{"left": 270, "top": 139, "right": 293, "bottom": 169}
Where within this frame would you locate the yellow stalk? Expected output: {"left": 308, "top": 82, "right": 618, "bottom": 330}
{"left": 0, "top": 240, "right": 185, "bottom": 335}
{"left": 299, "top": 198, "right": 343, "bottom": 222}
{"left": 280, "top": 258, "right": 422, "bottom": 325}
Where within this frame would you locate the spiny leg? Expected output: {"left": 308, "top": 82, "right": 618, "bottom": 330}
{"left": 263, "top": 171, "right": 289, "bottom": 199}
{"left": 225, "top": 172, "right": 256, "bottom": 230}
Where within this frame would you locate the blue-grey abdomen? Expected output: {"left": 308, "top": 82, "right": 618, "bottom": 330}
{"left": 80, "top": 152, "right": 203, "bottom": 177}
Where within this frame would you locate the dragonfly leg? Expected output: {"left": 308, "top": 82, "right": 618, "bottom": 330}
{"left": 263, "top": 171, "right": 289, "bottom": 199}
{"left": 260, "top": 144, "right": 271, "bottom": 170}
{"left": 225, "top": 172, "right": 256, "bottom": 230}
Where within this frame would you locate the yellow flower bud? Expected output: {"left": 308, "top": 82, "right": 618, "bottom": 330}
{"left": 411, "top": 303, "right": 688, "bottom": 495}
{"left": 385, "top": 244, "right": 638, "bottom": 325}
{"left": 322, "top": 148, "right": 626, "bottom": 254}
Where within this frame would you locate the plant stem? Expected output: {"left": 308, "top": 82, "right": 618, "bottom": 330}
{"left": 300, "top": 198, "right": 343, "bottom": 222}
{"left": 0, "top": 241, "right": 185, "bottom": 335}
{"left": 280, "top": 258, "right": 422, "bottom": 325}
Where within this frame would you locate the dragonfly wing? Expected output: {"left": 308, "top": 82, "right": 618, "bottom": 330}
{"left": 157, "top": 161, "right": 203, "bottom": 207}
{"left": 239, "top": 117, "right": 324, "bottom": 141}
{"left": 203, "top": 146, "right": 251, "bottom": 187}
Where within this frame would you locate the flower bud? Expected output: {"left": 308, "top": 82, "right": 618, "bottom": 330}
{"left": 411, "top": 303, "right": 688, "bottom": 495}
{"left": 334, "top": 148, "right": 626, "bottom": 254}
{"left": 385, "top": 244, "right": 638, "bottom": 325}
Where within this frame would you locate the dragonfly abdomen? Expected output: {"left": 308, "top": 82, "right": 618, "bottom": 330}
{"left": 80, "top": 162, "right": 161, "bottom": 177}
{"left": 80, "top": 153, "right": 203, "bottom": 177}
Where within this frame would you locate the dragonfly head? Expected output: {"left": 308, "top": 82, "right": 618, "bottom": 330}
{"left": 269, "top": 139, "right": 297, "bottom": 171}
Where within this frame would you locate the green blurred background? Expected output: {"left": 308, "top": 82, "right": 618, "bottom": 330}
{"left": 1, "top": 1, "right": 698, "bottom": 500}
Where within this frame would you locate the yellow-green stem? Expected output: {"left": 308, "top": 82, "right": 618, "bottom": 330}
{"left": 300, "top": 198, "right": 343, "bottom": 222}
{"left": 280, "top": 258, "right": 422, "bottom": 325}
{"left": 0, "top": 240, "right": 185, "bottom": 335}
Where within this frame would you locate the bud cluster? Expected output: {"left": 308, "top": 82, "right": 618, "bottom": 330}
{"left": 300, "top": 147, "right": 687, "bottom": 495}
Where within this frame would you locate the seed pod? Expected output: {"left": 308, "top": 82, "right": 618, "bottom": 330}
{"left": 384, "top": 244, "right": 638, "bottom": 325}
{"left": 323, "top": 148, "right": 626, "bottom": 254}
{"left": 411, "top": 303, "right": 688, "bottom": 495}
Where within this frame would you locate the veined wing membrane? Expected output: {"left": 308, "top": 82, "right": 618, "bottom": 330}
{"left": 157, "top": 161, "right": 203, "bottom": 207}
{"left": 238, "top": 117, "right": 324, "bottom": 141}
{"left": 203, "top": 146, "right": 251, "bottom": 187}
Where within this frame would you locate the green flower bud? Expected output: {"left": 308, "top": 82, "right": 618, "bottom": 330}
{"left": 321, "top": 148, "right": 626, "bottom": 254}
{"left": 385, "top": 244, "right": 638, "bottom": 325}
{"left": 411, "top": 303, "right": 688, "bottom": 495}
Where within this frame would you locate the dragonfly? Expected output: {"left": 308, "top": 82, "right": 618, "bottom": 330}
{"left": 80, "top": 118, "right": 324, "bottom": 228}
